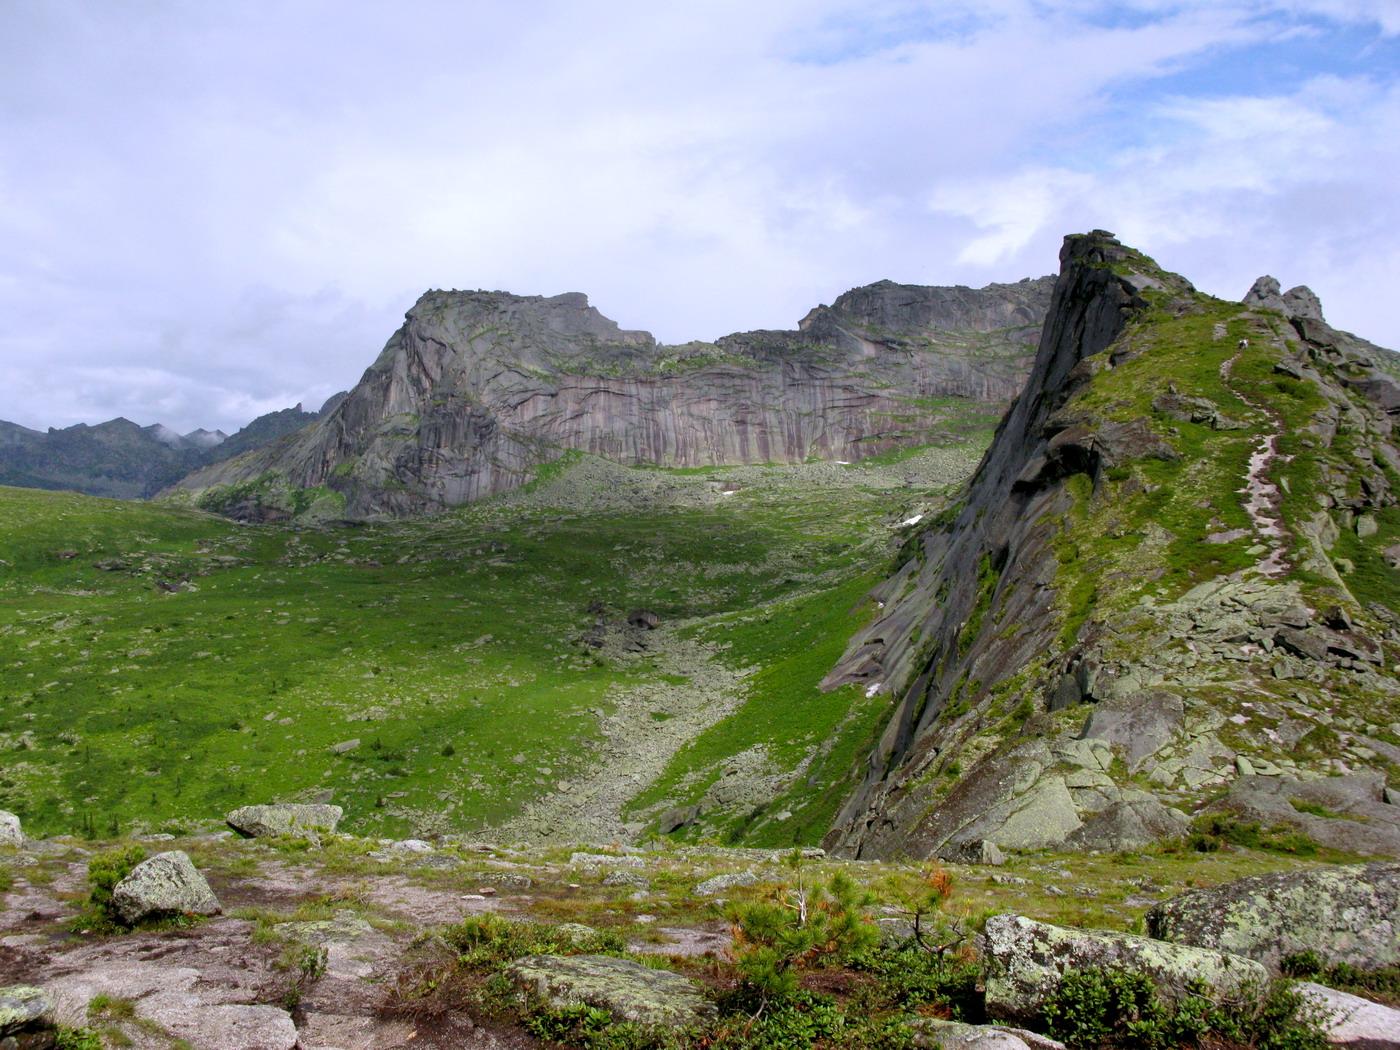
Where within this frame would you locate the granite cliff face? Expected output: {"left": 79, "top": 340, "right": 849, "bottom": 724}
{"left": 168, "top": 278, "right": 1054, "bottom": 519}
{"left": 824, "top": 231, "right": 1400, "bottom": 860}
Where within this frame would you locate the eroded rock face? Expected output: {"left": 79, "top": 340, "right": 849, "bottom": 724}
{"left": 226, "top": 803, "right": 343, "bottom": 838}
{"left": 109, "top": 850, "right": 221, "bottom": 925}
{"left": 502, "top": 953, "right": 717, "bottom": 1027}
{"left": 982, "top": 914, "right": 1267, "bottom": 1025}
{"left": 1146, "top": 862, "right": 1400, "bottom": 971}
{"left": 168, "top": 278, "right": 1055, "bottom": 518}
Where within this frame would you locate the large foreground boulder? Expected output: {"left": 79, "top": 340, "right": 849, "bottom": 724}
{"left": 226, "top": 803, "right": 343, "bottom": 838}
{"left": 110, "top": 850, "right": 222, "bottom": 925}
{"left": 982, "top": 914, "right": 1267, "bottom": 1025}
{"left": 0, "top": 985, "right": 55, "bottom": 1047}
{"left": 503, "top": 954, "right": 717, "bottom": 1027}
{"left": 1146, "top": 861, "right": 1400, "bottom": 970}
{"left": 0, "top": 811, "right": 22, "bottom": 846}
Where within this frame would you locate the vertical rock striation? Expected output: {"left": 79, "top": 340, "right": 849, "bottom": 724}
{"left": 167, "top": 278, "right": 1055, "bottom": 519}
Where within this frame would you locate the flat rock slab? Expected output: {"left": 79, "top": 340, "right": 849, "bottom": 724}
{"left": 503, "top": 953, "right": 717, "bottom": 1027}
{"left": 982, "top": 914, "right": 1267, "bottom": 1025}
{"left": 139, "top": 992, "right": 297, "bottom": 1050}
{"left": 1297, "top": 982, "right": 1400, "bottom": 1049}
{"left": 226, "top": 803, "right": 343, "bottom": 838}
{"left": 1146, "top": 861, "right": 1400, "bottom": 970}
{"left": 111, "top": 850, "right": 221, "bottom": 925}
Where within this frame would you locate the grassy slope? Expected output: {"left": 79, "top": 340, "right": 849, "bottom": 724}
{"left": 0, "top": 447, "right": 980, "bottom": 842}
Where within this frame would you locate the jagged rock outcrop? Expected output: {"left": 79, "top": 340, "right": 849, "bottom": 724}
{"left": 167, "top": 278, "right": 1055, "bottom": 519}
{"left": 823, "top": 231, "right": 1400, "bottom": 860}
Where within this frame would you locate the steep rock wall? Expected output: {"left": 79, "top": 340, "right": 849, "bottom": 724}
{"left": 168, "top": 279, "right": 1053, "bottom": 519}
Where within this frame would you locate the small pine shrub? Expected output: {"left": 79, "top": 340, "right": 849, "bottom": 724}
{"left": 726, "top": 865, "right": 879, "bottom": 1003}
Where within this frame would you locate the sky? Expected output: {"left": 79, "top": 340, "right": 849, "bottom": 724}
{"left": 2, "top": 0, "right": 1398, "bottom": 435}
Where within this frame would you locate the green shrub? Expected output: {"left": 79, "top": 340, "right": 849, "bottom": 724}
{"left": 1042, "top": 968, "right": 1329, "bottom": 1050}
{"left": 1186, "top": 815, "right": 1318, "bottom": 856}
{"left": 54, "top": 1028, "right": 104, "bottom": 1050}
{"left": 85, "top": 845, "right": 147, "bottom": 924}
{"left": 443, "top": 913, "right": 625, "bottom": 970}
{"left": 847, "top": 944, "right": 981, "bottom": 1021}
{"left": 1282, "top": 951, "right": 1400, "bottom": 1003}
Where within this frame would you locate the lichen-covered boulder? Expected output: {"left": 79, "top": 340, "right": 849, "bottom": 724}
{"left": 693, "top": 871, "right": 756, "bottom": 896}
{"left": 1146, "top": 861, "right": 1400, "bottom": 971}
{"left": 110, "top": 850, "right": 221, "bottom": 925}
{"left": 225, "top": 803, "right": 342, "bottom": 838}
{"left": 0, "top": 986, "right": 54, "bottom": 1045}
{"left": 1295, "top": 981, "right": 1400, "bottom": 1049}
{"left": 982, "top": 914, "right": 1266, "bottom": 1024}
{"left": 0, "top": 811, "right": 22, "bottom": 846}
{"left": 503, "top": 954, "right": 716, "bottom": 1027}
{"left": 910, "top": 1018, "right": 1067, "bottom": 1049}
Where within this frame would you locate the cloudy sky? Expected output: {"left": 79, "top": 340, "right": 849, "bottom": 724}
{"left": 2, "top": 0, "right": 1397, "bottom": 434}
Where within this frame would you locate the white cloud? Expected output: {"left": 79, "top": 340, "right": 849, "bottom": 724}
{"left": 0, "top": 0, "right": 1397, "bottom": 433}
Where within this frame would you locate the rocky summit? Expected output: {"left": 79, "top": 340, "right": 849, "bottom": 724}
{"left": 822, "top": 230, "right": 1400, "bottom": 861}
{"left": 168, "top": 277, "right": 1054, "bottom": 519}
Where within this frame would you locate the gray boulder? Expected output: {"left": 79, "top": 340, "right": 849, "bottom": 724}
{"left": 1296, "top": 982, "right": 1400, "bottom": 1049}
{"left": 0, "top": 811, "right": 21, "bottom": 846}
{"left": 109, "top": 850, "right": 222, "bottom": 925}
{"left": 1146, "top": 861, "right": 1400, "bottom": 970}
{"left": 911, "top": 1018, "right": 1066, "bottom": 1050}
{"left": 0, "top": 986, "right": 54, "bottom": 1043}
{"left": 982, "top": 914, "right": 1267, "bottom": 1024}
{"left": 225, "top": 803, "right": 343, "bottom": 838}
{"left": 570, "top": 852, "right": 645, "bottom": 869}
{"left": 1063, "top": 799, "right": 1189, "bottom": 852}
{"left": 503, "top": 954, "right": 716, "bottom": 1027}
{"left": 693, "top": 871, "right": 757, "bottom": 896}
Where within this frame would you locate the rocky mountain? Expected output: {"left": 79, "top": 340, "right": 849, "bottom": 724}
{"left": 0, "top": 418, "right": 222, "bottom": 500}
{"left": 822, "top": 230, "right": 1400, "bottom": 861}
{"left": 0, "top": 396, "right": 345, "bottom": 500}
{"left": 166, "top": 277, "right": 1055, "bottom": 519}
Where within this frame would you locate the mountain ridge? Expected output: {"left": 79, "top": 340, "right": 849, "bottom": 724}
{"left": 166, "top": 276, "right": 1056, "bottom": 519}
{"left": 820, "top": 230, "right": 1400, "bottom": 861}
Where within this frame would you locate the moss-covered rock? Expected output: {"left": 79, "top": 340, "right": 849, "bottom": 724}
{"left": 110, "top": 850, "right": 222, "bottom": 925}
{"left": 1146, "top": 861, "right": 1400, "bottom": 970}
{"left": 226, "top": 803, "right": 343, "bottom": 838}
{"left": 502, "top": 953, "right": 717, "bottom": 1027}
{"left": 0, "top": 986, "right": 53, "bottom": 1043}
{"left": 982, "top": 913, "right": 1267, "bottom": 1025}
